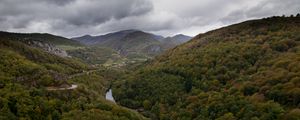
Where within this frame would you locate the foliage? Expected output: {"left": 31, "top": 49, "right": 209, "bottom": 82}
{"left": 0, "top": 34, "right": 147, "bottom": 120}
{"left": 113, "top": 16, "right": 300, "bottom": 120}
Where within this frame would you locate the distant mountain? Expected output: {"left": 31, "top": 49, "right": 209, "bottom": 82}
{"left": 0, "top": 31, "right": 84, "bottom": 57}
{"left": 0, "top": 31, "right": 83, "bottom": 48}
{"left": 171, "top": 34, "right": 192, "bottom": 43}
{"left": 72, "top": 30, "right": 165, "bottom": 57}
{"left": 72, "top": 30, "right": 143, "bottom": 45}
{"left": 72, "top": 30, "right": 191, "bottom": 57}
{"left": 72, "top": 35, "right": 94, "bottom": 44}
{"left": 160, "top": 34, "right": 192, "bottom": 49}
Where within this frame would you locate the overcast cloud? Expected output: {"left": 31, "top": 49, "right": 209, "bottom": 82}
{"left": 0, "top": 0, "right": 299, "bottom": 37}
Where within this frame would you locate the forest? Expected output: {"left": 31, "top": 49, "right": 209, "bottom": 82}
{"left": 1, "top": 15, "right": 300, "bottom": 120}
{"left": 0, "top": 35, "right": 147, "bottom": 120}
{"left": 1, "top": 0, "right": 300, "bottom": 119}
{"left": 113, "top": 16, "right": 300, "bottom": 120}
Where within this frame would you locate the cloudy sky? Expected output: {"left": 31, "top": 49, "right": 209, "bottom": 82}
{"left": 0, "top": 0, "right": 299, "bottom": 37}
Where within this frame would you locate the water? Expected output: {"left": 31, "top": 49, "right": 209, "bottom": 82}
{"left": 105, "top": 89, "right": 115, "bottom": 102}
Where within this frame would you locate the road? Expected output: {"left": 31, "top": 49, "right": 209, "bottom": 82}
{"left": 46, "top": 69, "right": 98, "bottom": 91}
{"left": 47, "top": 84, "right": 78, "bottom": 91}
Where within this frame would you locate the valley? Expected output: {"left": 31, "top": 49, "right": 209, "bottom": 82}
{"left": 0, "top": 15, "right": 300, "bottom": 120}
{"left": 0, "top": 31, "right": 150, "bottom": 120}
{"left": 71, "top": 30, "right": 191, "bottom": 68}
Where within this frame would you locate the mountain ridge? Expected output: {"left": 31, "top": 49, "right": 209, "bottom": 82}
{"left": 72, "top": 30, "right": 191, "bottom": 57}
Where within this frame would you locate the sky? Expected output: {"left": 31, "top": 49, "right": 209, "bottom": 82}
{"left": 0, "top": 0, "right": 299, "bottom": 37}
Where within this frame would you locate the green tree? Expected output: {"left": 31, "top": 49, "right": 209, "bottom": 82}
{"left": 184, "top": 78, "right": 193, "bottom": 93}
{"left": 51, "top": 110, "right": 61, "bottom": 120}
{"left": 284, "top": 109, "right": 300, "bottom": 120}
{"left": 216, "top": 113, "right": 236, "bottom": 120}
{"left": 143, "top": 100, "right": 151, "bottom": 110}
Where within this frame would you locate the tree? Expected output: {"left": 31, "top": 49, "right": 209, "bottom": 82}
{"left": 51, "top": 110, "right": 61, "bottom": 120}
{"left": 7, "top": 97, "right": 17, "bottom": 115}
{"left": 258, "top": 101, "right": 284, "bottom": 120}
{"left": 184, "top": 78, "right": 193, "bottom": 93}
{"left": 243, "top": 84, "right": 259, "bottom": 96}
{"left": 284, "top": 109, "right": 300, "bottom": 120}
{"left": 216, "top": 113, "right": 236, "bottom": 120}
{"left": 143, "top": 100, "right": 151, "bottom": 110}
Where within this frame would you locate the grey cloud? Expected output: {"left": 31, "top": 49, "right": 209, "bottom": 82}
{"left": 63, "top": 0, "right": 153, "bottom": 26}
{"left": 220, "top": 10, "right": 246, "bottom": 24}
{"left": 0, "top": 0, "right": 299, "bottom": 37}
{"left": 45, "top": 0, "right": 76, "bottom": 6}
{"left": 0, "top": 0, "right": 153, "bottom": 30}
{"left": 247, "top": 0, "right": 300, "bottom": 18}
{"left": 219, "top": 0, "right": 300, "bottom": 24}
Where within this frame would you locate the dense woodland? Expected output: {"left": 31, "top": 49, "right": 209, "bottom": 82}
{"left": 0, "top": 34, "right": 147, "bottom": 119}
{"left": 1, "top": 15, "right": 300, "bottom": 120}
{"left": 113, "top": 16, "right": 300, "bottom": 120}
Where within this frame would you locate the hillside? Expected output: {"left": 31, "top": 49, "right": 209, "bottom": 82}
{"left": 73, "top": 30, "right": 191, "bottom": 59}
{"left": 73, "top": 30, "right": 164, "bottom": 57}
{"left": 0, "top": 31, "right": 83, "bottom": 49}
{"left": 67, "top": 46, "right": 128, "bottom": 67}
{"left": 113, "top": 16, "right": 300, "bottom": 120}
{"left": 160, "top": 34, "right": 192, "bottom": 49}
{"left": 0, "top": 31, "right": 140, "bottom": 68}
{"left": 0, "top": 33, "right": 147, "bottom": 120}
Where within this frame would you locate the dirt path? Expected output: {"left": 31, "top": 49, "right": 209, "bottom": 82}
{"left": 47, "top": 84, "right": 78, "bottom": 91}
{"left": 46, "top": 69, "right": 98, "bottom": 91}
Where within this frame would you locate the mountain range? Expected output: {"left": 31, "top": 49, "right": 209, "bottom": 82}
{"left": 72, "top": 30, "right": 191, "bottom": 57}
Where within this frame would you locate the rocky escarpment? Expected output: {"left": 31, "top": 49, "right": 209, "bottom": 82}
{"left": 25, "top": 40, "right": 70, "bottom": 57}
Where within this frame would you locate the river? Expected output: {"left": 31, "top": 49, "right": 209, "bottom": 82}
{"left": 105, "top": 89, "right": 115, "bottom": 102}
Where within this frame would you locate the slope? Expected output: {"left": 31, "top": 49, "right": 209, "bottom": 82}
{"left": 0, "top": 31, "right": 84, "bottom": 50}
{"left": 73, "top": 30, "right": 164, "bottom": 57}
{"left": 113, "top": 16, "right": 300, "bottom": 120}
{"left": 160, "top": 34, "right": 192, "bottom": 50}
{"left": 0, "top": 33, "right": 147, "bottom": 120}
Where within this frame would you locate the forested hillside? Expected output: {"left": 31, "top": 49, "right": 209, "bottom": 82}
{"left": 113, "top": 16, "right": 300, "bottom": 120}
{"left": 0, "top": 33, "right": 147, "bottom": 120}
{"left": 0, "top": 31, "right": 83, "bottom": 49}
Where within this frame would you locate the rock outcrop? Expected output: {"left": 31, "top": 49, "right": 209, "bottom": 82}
{"left": 25, "top": 40, "right": 70, "bottom": 57}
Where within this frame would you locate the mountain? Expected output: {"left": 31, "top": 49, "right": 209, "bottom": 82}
{"left": 160, "top": 34, "right": 192, "bottom": 49}
{"left": 0, "top": 31, "right": 83, "bottom": 49}
{"left": 72, "top": 30, "right": 157, "bottom": 45}
{"left": 113, "top": 16, "right": 300, "bottom": 119}
{"left": 72, "top": 30, "right": 191, "bottom": 58}
{"left": 0, "top": 32, "right": 147, "bottom": 120}
{"left": 73, "top": 30, "right": 165, "bottom": 58}
{"left": 71, "top": 34, "right": 94, "bottom": 44}
{"left": 0, "top": 31, "right": 85, "bottom": 57}
{"left": 171, "top": 34, "right": 192, "bottom": 43}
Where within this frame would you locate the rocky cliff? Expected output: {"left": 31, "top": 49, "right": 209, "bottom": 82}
{"left": 25, "top": 40, "right": 70, "bottom": 57}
